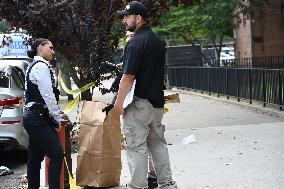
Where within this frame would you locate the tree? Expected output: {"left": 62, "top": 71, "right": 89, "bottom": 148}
{"left": 0, "top": 0, "right": 200, "bottom": 100}
{"left": 154, "top": 0, "right": 270, "bottom": 66}
{"left": 154, "top": 0, "right": 238, "bottom": 66}
{"left": 237, "top": 0, "right": 271, "bottom": 16}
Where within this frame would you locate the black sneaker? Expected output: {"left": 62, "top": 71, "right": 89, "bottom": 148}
{"left": 148, "top": 176, "right": 158, "bottom": 189}
{"left": 160, "top": 181, "right": 177, "bottom": 189}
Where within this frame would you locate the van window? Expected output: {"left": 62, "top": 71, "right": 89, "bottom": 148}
{"left": 11, "top": 67, "right": 25, "bottom": 90}
{"left": 0, "top": 71, "right": 9, "bottom": 88}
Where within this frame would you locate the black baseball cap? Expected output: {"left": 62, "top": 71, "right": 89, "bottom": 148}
{"left": 117, "top": 1, "right": 148, "bottom": 18}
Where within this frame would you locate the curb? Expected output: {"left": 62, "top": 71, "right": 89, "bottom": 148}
{"left": 173, "top": 88, "right": 284, "bottom": 120}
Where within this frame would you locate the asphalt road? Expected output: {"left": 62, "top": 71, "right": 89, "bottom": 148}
{"left": 0, "top": 151, "right": 27, "bottom": 189}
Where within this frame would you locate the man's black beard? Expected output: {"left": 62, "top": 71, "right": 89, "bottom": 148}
{"left": 127, "top": 25, "right": 136, "bottom": 32}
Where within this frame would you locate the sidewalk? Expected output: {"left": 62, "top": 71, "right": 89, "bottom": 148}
{"left": 41, "top": 90, "right": 284, "bottom": 189}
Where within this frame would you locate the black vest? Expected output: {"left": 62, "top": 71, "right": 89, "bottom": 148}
{"left": 25, "top": 61, "right": 59, "bottom": 105}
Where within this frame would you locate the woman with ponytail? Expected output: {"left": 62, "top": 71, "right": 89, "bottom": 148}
{"left": 23, "top": 38, "right": 64, "bottom": 189}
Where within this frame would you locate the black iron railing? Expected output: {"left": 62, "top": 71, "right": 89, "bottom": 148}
{"left": 203, "top": 56, "right": 284, "bottom": 69}
{"left": 165, "top": 66, "right": 284, "bottom": 110}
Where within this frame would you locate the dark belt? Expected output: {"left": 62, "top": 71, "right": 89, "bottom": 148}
{"left": 25, "top": 104, "right": 49, "bottom": 115}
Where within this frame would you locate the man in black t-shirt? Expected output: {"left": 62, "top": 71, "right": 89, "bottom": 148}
{"left": 115, "top": 1, "right": 177, "bottom": 189}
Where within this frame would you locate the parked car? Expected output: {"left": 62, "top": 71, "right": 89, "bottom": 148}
{"left": 220, "top": 47, "right": 235, "bottom": 66}
{"left": 0, "top": 60, "right": 28, "bottom": 153}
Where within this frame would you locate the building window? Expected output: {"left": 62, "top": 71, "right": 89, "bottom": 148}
{"left": 252, "top": 36, "right": 264, "bottom": 43}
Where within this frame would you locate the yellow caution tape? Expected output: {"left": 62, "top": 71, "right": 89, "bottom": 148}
{"left": 163, "top": 107, "right": 169, "bottom": 114}
{"left": 60, "top": 77, "right": 96, "bottom": 113}
{"left": 60, "top": 76, "right": 176, "bottom": 114}
{"left": 60, "top": 77, "right": 96, "bottom": 95}
{"left": 64, "top": 156, "right": 78, "bottom": 189}
{"left": 63, "top": 95, "right": 80, "bottom": 114}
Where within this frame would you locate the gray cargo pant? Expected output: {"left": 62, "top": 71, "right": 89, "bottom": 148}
{"left": 148, "top": 152, "right": 156, "bottom": 178}
{"left": 122, "top": 97, "right": 177, "bottom": 189}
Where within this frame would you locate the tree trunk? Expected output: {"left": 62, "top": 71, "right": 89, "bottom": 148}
{"left": 212, "top": 35, "right": 224, "bottom": 67}
{"left": 57, "top": 52, "right": 93, "bottom": 101}
{"left": 79, "top": 74, "right": 93, "bottom": 101}
{"left": 180, "top": 33, "right": 209, "bottom": 66}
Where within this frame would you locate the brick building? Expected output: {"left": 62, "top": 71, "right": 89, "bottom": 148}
{"left": 234, "top": 0, "right": 284, "bottom": 59}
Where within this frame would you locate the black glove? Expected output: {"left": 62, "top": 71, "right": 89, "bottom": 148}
{"left": 99, "top": 61, "right": 118, "bottom": 73}
{"left": 110, "top": 77, "right": 120, "bottom": 92}
{"left": 102, "top": 104, "right": 114, "bottom": 115}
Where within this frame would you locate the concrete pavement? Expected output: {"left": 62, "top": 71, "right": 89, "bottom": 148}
{"left": 40, "top": 88, "right": 284, "bottom": 189}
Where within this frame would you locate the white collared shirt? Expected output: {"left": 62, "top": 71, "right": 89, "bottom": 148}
{"left": 26, "top": 56, "right": 60, "bottom": 122}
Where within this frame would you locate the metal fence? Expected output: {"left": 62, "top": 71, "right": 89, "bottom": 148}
{"left": 165, "top": 66, "right": 284, "bottom": 110}
{"left": 204, "top": 56, "right": 284, "bottom": 69}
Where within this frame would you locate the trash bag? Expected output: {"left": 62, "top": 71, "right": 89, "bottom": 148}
{"left": 0, "top": 166, "right": 13, "bottom": 176}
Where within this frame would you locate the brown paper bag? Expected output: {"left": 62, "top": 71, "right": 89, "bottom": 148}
{"left": 164, "top": 92, "right": 180, "bottom": 103}
{"left": 76, "top": 101, "right": 121, "bottom": 187}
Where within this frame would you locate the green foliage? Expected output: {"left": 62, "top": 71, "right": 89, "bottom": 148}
{"left": 0, "top": 0, "right": 125, "bottom": 100}
{"left": 154, "top": 0, "right": 238, "bottom": 64}
{"left": 0, "top": 0, "right": 202, "bottom": 99}
{"left": 155, "top": 0, "right": 237, "bottom": 45}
